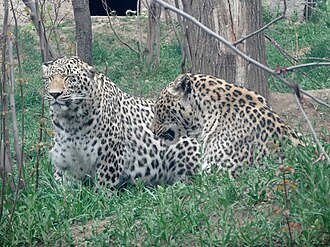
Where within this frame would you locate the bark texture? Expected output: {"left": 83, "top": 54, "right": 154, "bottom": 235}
{"left": 181, "top": 0, "right": 269, "bottom": 99}
{"left": 145, "top": 1, "right": 162, "bottom": 66}
{"left": 72, "top": 0, "right": 93, "bottom": 64}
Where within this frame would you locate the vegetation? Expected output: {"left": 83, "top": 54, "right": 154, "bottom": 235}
{"left": 264, "top": 1, "right": 330, "bottom": 92}
{"left": 0, "top": 3, "right": 329, "bottom": 246}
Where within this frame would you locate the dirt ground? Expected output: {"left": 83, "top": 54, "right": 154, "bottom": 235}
{"left": 270, "top": 89, "right": 330, "bottom": 135}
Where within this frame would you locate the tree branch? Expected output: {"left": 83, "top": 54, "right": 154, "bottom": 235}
{"left": 265, "top": 34, "right": 323, "bottom": 88}
{"left": 297, "top": 57, "right": 330, "bottom": 62}
{"left": 293, "top": 92, "right": 330, "bottom": 164}
{"left": 265, "top": 34, "right": 299, "bottom": 63}
{"left": 152, "top": 0, "right": 329, "bottom": 163}
{"left": 153, "top": 0, "right": 329, "bottom": 108}
{"left": 286, "top": 62, "right": 330, "bottom": 72}
{"left": 233, "top": 0, "right": 287, "bottom": 46}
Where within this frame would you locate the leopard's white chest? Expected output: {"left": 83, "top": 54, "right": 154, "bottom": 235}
{"left": 51, "top": 130, "right": 100, "bottom": 180}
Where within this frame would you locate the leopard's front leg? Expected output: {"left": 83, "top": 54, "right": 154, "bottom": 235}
{"left": 95, "top": 146, "right": 126, "bottom": 191}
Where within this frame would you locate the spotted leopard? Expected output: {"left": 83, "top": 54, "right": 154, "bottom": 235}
{"left": 152, "top": 73, "right": 304, "bottom": 177}
{"left": 43, "top": 57, "right": 200, "bottom": 189}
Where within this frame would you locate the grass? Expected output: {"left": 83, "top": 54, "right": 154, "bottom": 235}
{"left": 1, "top": 5, "right": 330, "bottom": 246}
{"left": 1, "top": 143, "right": 329, "bottom": 246}
{"left": 264, "top": 4, "right": 330, "bottom": 92}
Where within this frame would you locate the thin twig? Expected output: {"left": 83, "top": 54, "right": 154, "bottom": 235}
{"left": 161, "top": 13, "right": 180, "bottom": 42}
{"left": 174, "top": 0, "right": 190, "bottom": 72}
{"left": 302, "top": 90, "right": 330, "bottom": 108}
{"left": 284, "top": 213, "right": 294, "bottom": 246}
{"left": 7, "top": 0, "right": 26, "bottom": 227}
{"left": 282, "top": 172, "right": 294, "bottom": 246}
{"left": 265, "top": 34, "right": 323, "bottom": 88}
{"left": 1, "top": 0, "right": 15, "bottom": 178}
{"left": 286, "top": 62, "right": 330, "bottom": 72}
{"left": 7, "top": 30, "right": 22, "bottom": 227}
{"left": 277, "top": 163, "right": 294, "bottom": 246}
{"left": 33, "top": 0, "right": 50, "bottom": 191}
{"left": 162, "top": 10, "right": 182, "bottom": 43}
{"left": 297, "top": 57, "right": 330, "bottom": 62}
{"left": 101, "top": 0, "right": 139, "bottom": 55}
{"left": 45, "top": 0, "right": 63, "bottom": 55}
{"left": 1, "top": 0, "right": 11, "bottom": 220}
{"left": 265, "top": 34, "right": 298, "bottom": 63}
{"left": 293, "top": 92, "right": 330, "bottom": 164}
{"left": 8, "top": 34, "right": 23, "bottom": 188}
{"left": 233, "top": 0, "right": 287, "bottom": 46}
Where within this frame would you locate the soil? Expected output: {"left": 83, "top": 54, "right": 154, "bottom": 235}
{"left": 270, "top": 89, "right": 330, "bottom": 135}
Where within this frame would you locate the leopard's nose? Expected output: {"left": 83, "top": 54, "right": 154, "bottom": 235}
{"left": 49, "top": 92, "right": 63, "bottom": 99}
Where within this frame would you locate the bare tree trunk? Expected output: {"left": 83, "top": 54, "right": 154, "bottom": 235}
{"left": 145, "top": 1, "right": 162, "bottom": 66}
{"left": 181, "top": 0, "right": 269, "bottom": 100}
{"left": 1, "top": 0, "right": 15, "bottom": 195}
{"left": 8, "top": 30, "right": 24, "bottom": 189}
{"left": 72, "top": 0, "right": 93, "bottom": 64}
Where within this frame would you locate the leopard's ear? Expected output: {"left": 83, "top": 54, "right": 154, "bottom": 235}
{"left": 87, "top": 65, "right": 97, "bottom": 78}
{"left": 42, "top": 60, "right": 54, "bottom": 73}
{"left": 167, "top": 74, "right": 192, "bottom": 98}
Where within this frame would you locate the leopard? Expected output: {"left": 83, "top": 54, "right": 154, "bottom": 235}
{"left": 42, "top": 56, "right": 200, "bottom": 190}
{"left": 152, "top": 73, "right": 304, "bottom": 178}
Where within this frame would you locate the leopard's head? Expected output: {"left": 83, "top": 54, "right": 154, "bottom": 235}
{"left": 42, "top": 56, "right": 96, "bottom": 112}
{"left": 152, "top": 74, "right": 201, "bottom": 145}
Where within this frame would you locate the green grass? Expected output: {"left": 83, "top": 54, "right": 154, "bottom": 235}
{"left": 1, "top": 6, "right": 330, "bottom": 246}
{"left": 1, "top": 143, "right": 329, "bottom": 246}
{"left": 265, "top": 5, "right": 330, "bottom": 92}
